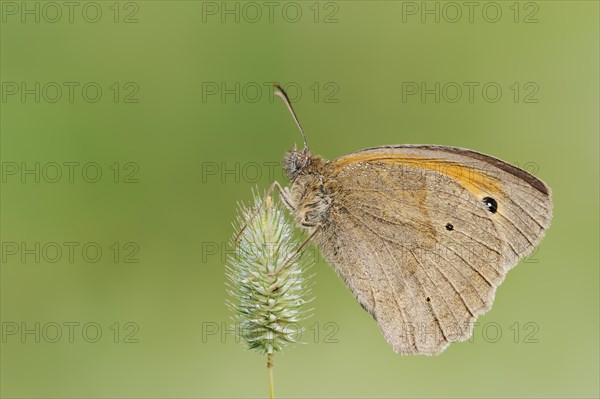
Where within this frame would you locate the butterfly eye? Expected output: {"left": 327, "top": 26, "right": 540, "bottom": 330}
{"left": 482, "top": 197, "right": 498, "bottom": 213}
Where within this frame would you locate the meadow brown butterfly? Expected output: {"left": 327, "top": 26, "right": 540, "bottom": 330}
{"left": 263, "top": 84, "right": 552, "bottom": 355}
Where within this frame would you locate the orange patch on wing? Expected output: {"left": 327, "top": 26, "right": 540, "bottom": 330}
{"left": 332, "top": 152, "right": 503, "bottom": 198}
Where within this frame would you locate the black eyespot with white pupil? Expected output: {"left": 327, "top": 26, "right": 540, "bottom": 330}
{"left": 483, "top": 197, "right": 498, "bottom": 213}
{"left": 445, "top": 223, "right": 454, "bottom": 231}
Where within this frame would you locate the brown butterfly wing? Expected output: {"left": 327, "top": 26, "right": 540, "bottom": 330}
{"left": 314, "top": 145, "right": 552, "bottom": 355}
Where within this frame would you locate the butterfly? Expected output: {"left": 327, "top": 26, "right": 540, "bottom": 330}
{"left": 258, "top": 84, "right": 552, "bottom": 355}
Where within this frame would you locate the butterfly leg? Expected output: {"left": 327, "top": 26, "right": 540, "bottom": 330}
{"left": 270, "top": 226, "right": 320, "bottom": 276}
{"left": 234, "top": 180, "right": 295, "bottom": 243}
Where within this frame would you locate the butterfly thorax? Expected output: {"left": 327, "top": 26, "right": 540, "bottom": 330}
{"left": 285, "top": 151, "right": 332, "bottom": 229}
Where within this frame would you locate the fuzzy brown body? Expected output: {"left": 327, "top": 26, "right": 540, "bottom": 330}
{"left": 283, "top": 144, "right": 553, "bottom": 355}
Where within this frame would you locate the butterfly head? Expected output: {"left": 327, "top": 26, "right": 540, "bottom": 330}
{"left": 283, "top": 143, "right": 312, "bottom": 181}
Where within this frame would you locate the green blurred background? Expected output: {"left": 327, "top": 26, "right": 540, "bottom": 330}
{"left": 1, "top": 1, "right": 598, "bottom": 398}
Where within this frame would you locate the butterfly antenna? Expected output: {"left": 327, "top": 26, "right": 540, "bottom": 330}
{"left": 273, "top": 83, "right": 309, "bottom": 150}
